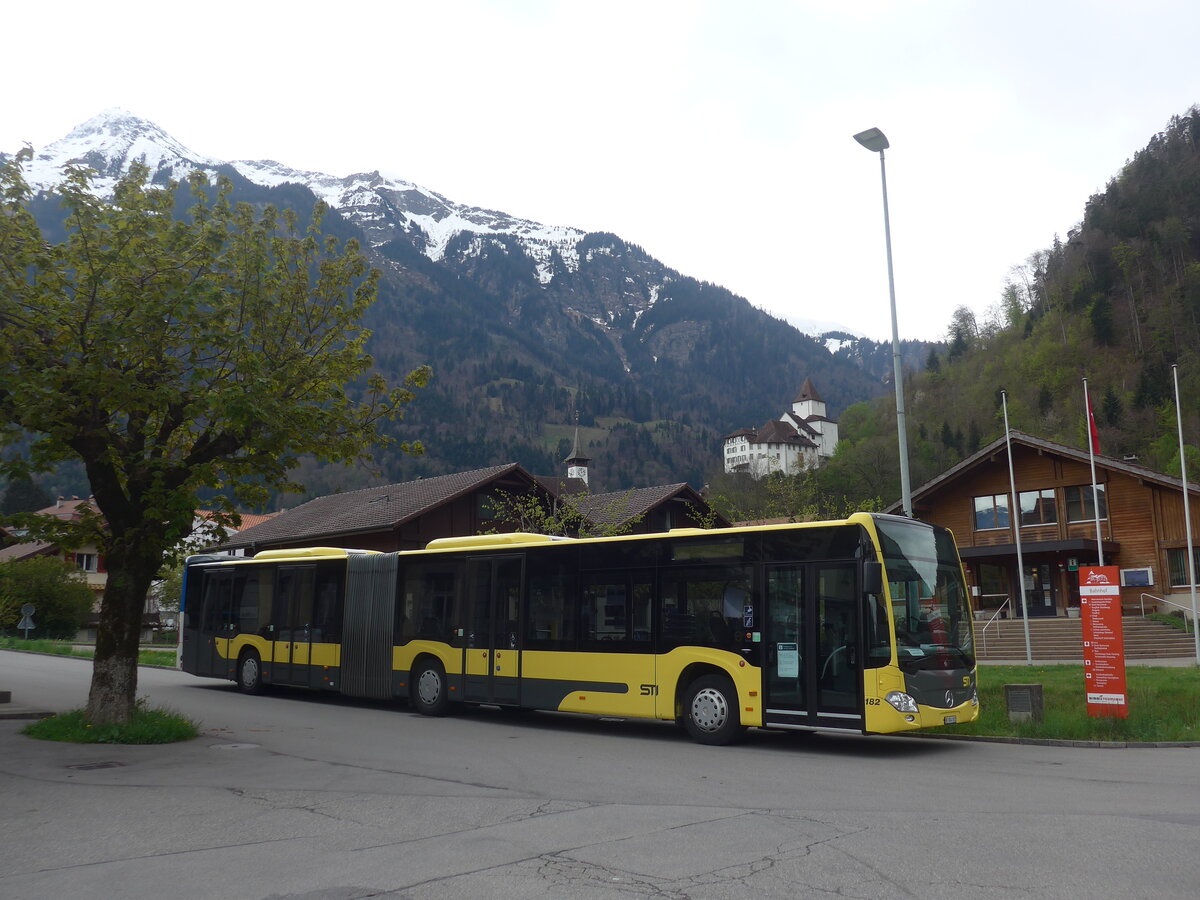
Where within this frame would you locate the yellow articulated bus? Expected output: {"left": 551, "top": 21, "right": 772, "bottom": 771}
{"left": 180, "top": 512, "right": 978, "bottom": 744}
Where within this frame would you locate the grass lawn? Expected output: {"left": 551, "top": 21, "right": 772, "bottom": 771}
{"left": 0, "top": 637, "right": 177, "bottom": 668}
{"left": 930, "top": 664, "right": 1200, "bottom": 743}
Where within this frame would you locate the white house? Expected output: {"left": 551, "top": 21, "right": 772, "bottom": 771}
{"left": 722, "top": 378, "right": 840, "bottom": 478}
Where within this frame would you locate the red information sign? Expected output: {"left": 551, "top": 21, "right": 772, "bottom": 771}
{"left": 1079, "top": 566, "right": 1128, "bottom": 719}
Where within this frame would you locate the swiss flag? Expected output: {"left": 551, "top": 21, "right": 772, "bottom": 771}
{"left": 1087, "top": 394, "right": 1101, "bottom": 455}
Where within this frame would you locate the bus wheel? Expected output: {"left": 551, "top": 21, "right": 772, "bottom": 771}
{"left": 237, "top": 650, "right": 264, "bottom": 695}
{"left": 683, "top": 674, "right": 745, "bottom": 745}
{"left": 412, "top": 659, "right": 449, "bottom": 716}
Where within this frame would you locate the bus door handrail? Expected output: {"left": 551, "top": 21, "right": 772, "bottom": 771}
{"left": 979, "top": 599, "right": 1011, "bottom": 655}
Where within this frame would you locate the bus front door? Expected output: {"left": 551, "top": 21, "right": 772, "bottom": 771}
{"left": 463, "top": 557, "right": 522, "bottom": 706}
{"left": 763, "top": 564, "right": 863, "bottom": 732}
{"left": 270, "top": 566, "right": 316, "bottom": 687}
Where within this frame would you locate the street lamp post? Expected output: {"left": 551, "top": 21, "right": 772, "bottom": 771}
{"left": 854, "top": 126, "right": 912, "bottom": 517}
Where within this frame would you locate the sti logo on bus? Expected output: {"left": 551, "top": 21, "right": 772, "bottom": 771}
{"left": 640, "top": 684, "right": 659, "bottom": 696}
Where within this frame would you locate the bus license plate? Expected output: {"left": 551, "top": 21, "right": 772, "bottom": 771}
{"left": 943, "top": 715, "right": 957, "bottom": 724}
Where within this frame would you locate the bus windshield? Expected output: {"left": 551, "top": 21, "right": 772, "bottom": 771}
{"left": 874, "top": 517, "right": 974, "bottom": 671}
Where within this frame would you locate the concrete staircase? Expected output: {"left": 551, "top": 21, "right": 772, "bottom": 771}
{"left": 976, "top": 616, "right": 1197, "bottom": 662}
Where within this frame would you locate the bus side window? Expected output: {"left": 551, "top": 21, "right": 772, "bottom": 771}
{"left": 631, "top": 581, "right": 652, "bottom": 642}
{"left": 255, "top": 567, "right": 275, "bottom": 637}
{"left": 525, "top": 553, "right": 575, "bottom": 650}
{"left": 863, "top": 592, "right": 891, "bottom": 668}
{"left": 235, "top": 570, "right": 258, "bottom": 634}
{"left": 401, "top": 564, "right": 460, "bottom": 644}
{"left": 312, "top": 563, "right": 343, "bottom": 643}
{"left": 582, "top": 581, "right": 626, "bottom": 641}
{"left": 528, "top": 579, "right": 572, "bottom": 645}
{"left": 660, "top": 567, "right": 749, "bottom": 651}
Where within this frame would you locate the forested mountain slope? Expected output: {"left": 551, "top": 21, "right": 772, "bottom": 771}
{"left": 824, "top": 106, "right": 1200, "bottom": 507}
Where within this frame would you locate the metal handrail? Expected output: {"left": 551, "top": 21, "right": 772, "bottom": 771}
{"left": 1140, "top": 592, "right": 1197, "bottom": 632}
{"left": 978, "top": 598, "right": 1012, "bottom": 656}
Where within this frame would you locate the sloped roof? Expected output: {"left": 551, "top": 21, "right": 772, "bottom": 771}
{"left": 534, "top": 475, "right": 589, "bottom": 496}
{"left": 756, "top": 419, "right": 817, "bottom": 447}
{"left": 233, "top": 512, "right": 278, "bottom": 531}
{"left": 34, "top": 497, "right": 94, "bottom": 521}
{"left": 197, "top": 510, "right": 279, "bottom": 531}
{"left": 574, "top": 483, "right": 728, "bottom": 527}
{"left": 221, "top": 463, "right": 533, "bottom": 550}
{"left": 886, "top": 429, "right": 1200, "bottom": 514}
{"left": 794, "top": 377, "right": 822, "bottom": 403}
{"left": 781, "top": 412, "right": 821, "bottom": 437}
{"left": 0, "top": 540, "right": 56, "bottom": 563}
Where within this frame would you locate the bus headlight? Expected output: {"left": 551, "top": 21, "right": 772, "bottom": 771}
{"left": 885, "top": 691, "right": 918, "bottom": 713}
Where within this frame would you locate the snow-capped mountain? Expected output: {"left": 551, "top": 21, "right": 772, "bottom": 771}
{"left": 19, "top": 109, "right": 222, "bottom": 190}
{"left": 8, "top": 110, "right": 890, "bottom": 492}
{"left": 21, "top": 108, "right": 586, "bottom": 285}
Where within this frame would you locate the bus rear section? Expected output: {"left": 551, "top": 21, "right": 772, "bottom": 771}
{"left": 180, "top": 548, "right": 396, "bottom": 696}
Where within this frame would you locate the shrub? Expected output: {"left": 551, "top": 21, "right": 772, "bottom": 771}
{"left": 0, "top": 555, "right": 96, "bottom": 638}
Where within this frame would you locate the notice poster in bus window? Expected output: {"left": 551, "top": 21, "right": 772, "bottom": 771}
{"left": 777, "top": 642, "right": 799, "bottom": 678}
{"left": 1079, "top": 566, "right": 1128, "bottom": 719}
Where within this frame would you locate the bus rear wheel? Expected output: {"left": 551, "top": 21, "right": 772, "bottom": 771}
{"left": 412, "top": 658, "right": 450, "bottom": 716}
{"left": 237, "top": 650, "right": 264, "bottom": 695}
{"left": 683, "top": 674, "right": 745, "bottom": 745}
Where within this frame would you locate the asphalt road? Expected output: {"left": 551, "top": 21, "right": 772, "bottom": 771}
{"left": 2, "top": 649, "right": 1199, "bottom": 899}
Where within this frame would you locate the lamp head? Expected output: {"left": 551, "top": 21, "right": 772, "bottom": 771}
{"left": 853, "top": 127, "right": 889, "bottom": 152}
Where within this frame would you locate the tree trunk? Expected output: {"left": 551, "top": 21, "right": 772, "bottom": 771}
{"left": 85, "top": 542, "right": 160, "bottom": 725}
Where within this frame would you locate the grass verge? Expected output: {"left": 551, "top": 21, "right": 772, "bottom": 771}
{"left": 0, "top": 637, "right": 177, "bottom": 667}
{"left": 1148, "top": 612, "right": 1196, "bottom": 634}
{"left": 22, "top": 705, "right": 200, "bottom": 744}
{"left": 929, "top": 664, "right": 1200, "bottom": 742}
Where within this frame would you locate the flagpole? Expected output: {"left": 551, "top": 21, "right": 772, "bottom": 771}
{"left": 1171, "top": 364, "right": 1200, "bottom": 663}
{"left": 1083, "top": 378, "right": 1104, "bottom": 566}
{"left": 1002, "top": 391, "right": 1033, "bottom": 665}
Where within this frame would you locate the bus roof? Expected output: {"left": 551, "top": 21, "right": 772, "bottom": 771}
{"left": 251, "top": 547, "right": 380, "bottom": 561}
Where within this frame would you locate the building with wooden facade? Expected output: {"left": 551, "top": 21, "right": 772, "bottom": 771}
{"left": 889, "top": 431, "right": 1200, "bottom": 622}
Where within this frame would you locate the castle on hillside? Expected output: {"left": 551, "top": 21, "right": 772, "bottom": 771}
{"left": 721, "top": 378, "right": 839, "bottom": 478}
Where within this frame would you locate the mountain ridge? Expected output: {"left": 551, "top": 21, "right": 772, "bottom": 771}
{"left": 5, "top": 109, "right": 931, "bottom": 501}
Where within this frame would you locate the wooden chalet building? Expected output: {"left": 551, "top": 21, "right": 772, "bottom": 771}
{"left": 219, "top": 463, "right": 729, "bottom": 555}
{"left": 889, "top": 431, "right": 1200, "bottom": 621}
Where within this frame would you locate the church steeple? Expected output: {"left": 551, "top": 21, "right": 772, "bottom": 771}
{"left": 563, "top": 424, "right": 591, "bottom": 486}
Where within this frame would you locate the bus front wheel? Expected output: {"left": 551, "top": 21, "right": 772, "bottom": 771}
{"left": 237, "top": 650, "right": 264, "bottom": 695}
{"left": 683, "top": 674, "right": 745, "bottom": 745}
{"left": 412, "top": 658, "right": 450, "bottom": 716}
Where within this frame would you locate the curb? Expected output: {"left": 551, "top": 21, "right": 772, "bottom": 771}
{"left": 0, "top": 704, "right": 55, "bottom": 721}
{"left": 900, "top": 731, "right": 1200, "bottom": 749}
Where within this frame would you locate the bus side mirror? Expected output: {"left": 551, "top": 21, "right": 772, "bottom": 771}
{"left": 863, "top": 562, "right": 883, "bottom": 596}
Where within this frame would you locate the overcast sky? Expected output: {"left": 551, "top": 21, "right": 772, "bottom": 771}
{"left": 5, "top": 1, "right": 1199, "bottom": 341}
